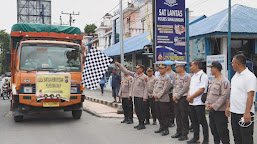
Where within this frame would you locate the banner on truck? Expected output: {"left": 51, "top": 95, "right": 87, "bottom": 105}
{"left": 155, "top": 0, "right": 186, "bottom": 64}
{"left": 36, "top": 73, "right": 71, "bottom": 101}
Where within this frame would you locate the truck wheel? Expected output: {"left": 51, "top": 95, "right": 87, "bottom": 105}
{"left": 14, "top": 116, "right": 23, "bottom": 122}
{"left": 72, "top": 110, "right": 82, "bottom": 119}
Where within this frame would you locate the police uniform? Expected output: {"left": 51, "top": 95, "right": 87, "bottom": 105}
{"left": 166, "top": 65, "right": 176, "bottom": 126}
{"left": 153, "top": 64, "right": 172, "bottom": 136}
{"left": 119, "top": 75, "right": 134, "bottom": 124}
{"left": 119, "top": 64, "right": 148, "bottom": 130}
{"left": 206, "top": 74, "right": 230, "bottom": 144}
{"left": 171, "top": 61, "right": 191, "bottom": 140}
{"left": 145, "top": 68, "right": 158, "bottom": 124}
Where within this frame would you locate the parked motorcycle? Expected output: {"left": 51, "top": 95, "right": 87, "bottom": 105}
{"left": 2, "top": 85, "right": 10, "bottom": 100}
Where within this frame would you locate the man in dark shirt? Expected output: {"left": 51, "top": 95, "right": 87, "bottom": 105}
{"left": 112, "top": 69, "right": 121, "bottom": 103}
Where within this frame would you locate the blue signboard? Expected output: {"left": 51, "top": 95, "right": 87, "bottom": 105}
{"left": 155, "top": 0, "right": 186, "bottom": 64}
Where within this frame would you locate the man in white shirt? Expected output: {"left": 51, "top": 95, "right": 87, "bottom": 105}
{"left": 154, "top": 66, "right": 160, "bottom": 78}
{"left": 187, "top": 60, "right": 209, "bottom": 144}
{"left": 225, "top": 54, "right": 256, "bottom": 144}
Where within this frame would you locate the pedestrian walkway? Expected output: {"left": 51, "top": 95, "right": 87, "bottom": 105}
{"left": 83, "top": 88, "right": 122, "bottom": 109}
{"left": 83, "top": 100, "right": 123, "bottom": 118}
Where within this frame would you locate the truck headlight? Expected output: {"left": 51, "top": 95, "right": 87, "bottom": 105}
{"left": 71, "top": 87, "right": 78, "bottom": 94}
{"left": 23, "top": 87, "right": 33, "bottom": 93}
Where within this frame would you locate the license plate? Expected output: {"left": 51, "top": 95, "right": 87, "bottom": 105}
{"left": 43, "top": 102, "right": 60, "bottom": 107}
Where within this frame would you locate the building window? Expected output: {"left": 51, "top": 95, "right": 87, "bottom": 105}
{"left": 231, "top": 39, "right": 253, "bottom": 61}
{"left": 114, "top": 18, "right": 120, "bottom": 44}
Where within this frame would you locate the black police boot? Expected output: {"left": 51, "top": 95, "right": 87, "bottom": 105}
{"left": 202, "top": 139, "right": 209, "bottom": 144}
{"left": 121, "top": 118, "right": 128, "bottom": 123}
{"left": 187, "top": 138, "right": 200, "bottom": 144}
{"left": 145, "top": 119, "right": 150, "bottom": 125}
{"left": 178, "top": 135, "right": 188, "bottom": 141}
{"left": 154, "top": 127, "right": 163, "bottom": 133}
{"left": 134, "top": 125, "right": 139, "bottom": 129}
{"left": 137, "top": 125, "right": 146, "bottom": 130}
{"left": 161, "top": 129, "right": 169, "bottom": 136}
{"left": 171, "top": 133, "right": 181, "bottom": 138}
{"left": 126, "top": 119, "right": 133, "bottom": 124}
{"left": 153, "top": 119, "right": 157, "bottom": 125}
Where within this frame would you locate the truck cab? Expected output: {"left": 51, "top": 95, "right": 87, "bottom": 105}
{"left": 10, "top": 24, "right": 85, "bottom": 122}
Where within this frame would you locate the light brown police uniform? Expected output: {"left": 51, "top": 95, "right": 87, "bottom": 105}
{"left": 147, "top": 76, "right": 158, "bottom": 98}
{"left": 166, "top": 70, "right": 176, "bottom": 125}
{"left": 206, "top": 75, "right": 230, "bottom": 111}
{"left": 153, "top": 74, "right": 172, "bottom": 130}
{"left": 119, "top": 75, "right": 133, "bottom": 98}
{"left": 206, "top": 75, "right": 230, "bottom": 144}
{"left": 119, "top": 65, "right": 148, "bottom": 126}
{"left": 119, "top": 75, "right": 134, "bottom": 121}
{"left": 173, "top": 73, "right": 191, "bottom": 136}
{"left": 145, "top": 75, "right": 158, "bottom": 121}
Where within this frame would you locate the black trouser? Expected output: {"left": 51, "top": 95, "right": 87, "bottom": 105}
{"left": 175, "top": 96, "right": 189, "bottom": 136}
{"left": 145, "top": 97, "right": 157, "bottom": 120}
{"left": 188, "top": 105, "right": 193, "bottom": 125}
{"left": 231, "top": 112, "right": 254, "bottom": 144}
{"left": 100, "top": 84, "right": 104, "bottom": 93}
{"left": 209, "top": 109, "right": 230, "bottom": 144}
{"left": 134, "top": 97, "right": 146, "bottom": 125}
{"left": 156, "top": 101, "right": 170, "bottom": 130}
{"left": 169, "top": 93, "right": 175, "bottom": 124}
{"left": 190, "top": 105, "right": 209, "bottom": 141}
{"left": 122, "top": 97, "right": 133, "bottom": 121}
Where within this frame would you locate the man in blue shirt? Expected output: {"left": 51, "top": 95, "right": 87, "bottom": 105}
{"left": 112, "top": 69, "right": 121, "bottom": 103}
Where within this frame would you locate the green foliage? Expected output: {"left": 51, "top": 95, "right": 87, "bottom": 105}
{"left": 0, "top": 30, "right": 10, "bottom": 75}
{"left": 84, "top": 24, "right": 97, "bottom": 35}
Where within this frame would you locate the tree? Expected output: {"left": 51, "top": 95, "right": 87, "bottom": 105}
{"left": 84, "top": 24, "right": 97, "bottom": 35}
{"left": 0, "top": 30, "right": 10, "bottom": 75}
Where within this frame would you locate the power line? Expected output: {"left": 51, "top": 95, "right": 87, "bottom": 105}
{"left": 93, "top": 1, "right": 129, "bottom": 25}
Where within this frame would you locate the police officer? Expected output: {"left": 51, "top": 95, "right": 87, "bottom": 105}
{"left": 153, "top": 64, "right": 172, "bottom": 136}
{"left": 144, "top": 67, "right": 158, "bottom": 125}
{"left": 171, "top": 61, "right": 191, "bottom": 141}
{"left": 166, "top": 62, "right": 176, "bottom": 127}
{"left": 115, "top": 62, "right": 148, "bottom": 130}
{"left": 119, "top": 68, "right": 134, "bottom": 124}
{"left": 206, "top": 61, "right": 230, "bottom": 144}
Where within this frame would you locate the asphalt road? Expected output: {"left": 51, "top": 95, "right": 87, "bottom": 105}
{"left": 0, "top": 99, "right": 256, "bottom": 144}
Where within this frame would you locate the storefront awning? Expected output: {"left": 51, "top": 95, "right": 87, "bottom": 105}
{"left": 103, "top": 32, "right": 151, "bottom": 57}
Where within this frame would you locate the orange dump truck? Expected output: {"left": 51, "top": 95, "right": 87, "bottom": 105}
{"left": 10, "top": 23, "right": 85, "bottom": 122}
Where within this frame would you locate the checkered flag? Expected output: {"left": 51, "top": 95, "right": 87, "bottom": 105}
{"left": 82, "top": 48, "right": 113, "bottom": 90}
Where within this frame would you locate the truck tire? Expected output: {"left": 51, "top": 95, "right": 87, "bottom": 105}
{"left": 14, "top": 116, "right": 23, "bottom": 122}
{"left": 72, "top": 110, "right": 82, "bottom": 119}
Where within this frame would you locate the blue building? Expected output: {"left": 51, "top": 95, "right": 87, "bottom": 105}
{"left": 189, "top": 4, "right": 257, "bottom": 78}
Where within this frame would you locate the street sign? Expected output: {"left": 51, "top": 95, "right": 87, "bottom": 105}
{"left": 206, "top": 55, "right": 227, "bottom": 80}
{"left": 155, "top": 0, "right": 186, "bottom": 64}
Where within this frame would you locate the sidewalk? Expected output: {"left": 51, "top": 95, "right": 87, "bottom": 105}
{"left": 83, "top": 100, "right": 123, "bottom": 118}
{"left": 83, "top": 88, "right": 137, "bottom": 118}
{"left": 83, "top": 88, "right": 122, "bottom": 109}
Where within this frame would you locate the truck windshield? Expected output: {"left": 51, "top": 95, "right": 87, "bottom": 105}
{"left": 19, "top": 43, "right": 81, "bottom": 72}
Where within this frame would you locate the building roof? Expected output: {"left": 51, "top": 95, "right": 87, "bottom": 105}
{"left": 103, "top": 32, "right": 151, "bottom": 57}
{"left": 190, "top": 4, "right": 257, "bottom": 38}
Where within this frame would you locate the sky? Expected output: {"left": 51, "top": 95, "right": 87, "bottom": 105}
{"left": 1, "top": 0, "right": 257, "bottom": 33}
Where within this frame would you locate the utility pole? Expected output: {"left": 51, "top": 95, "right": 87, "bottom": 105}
{"left": 120, "top": 0, "right": 124, "bottom": 68}
{"left": 61, "top": 11, "right": 80, "bottom": 26}
{"left": 42, "top": 4, "right": 45, "bottom": 24}
{"left": 228, "top": 0, "right": 231, "bottom": 81}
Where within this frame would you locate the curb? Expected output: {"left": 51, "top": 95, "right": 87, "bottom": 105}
{"left": 84, "top": 96, "right": 122, "bottom": 109}
{"left": 83, "top": 107, "right": 123, "bottom": 119}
